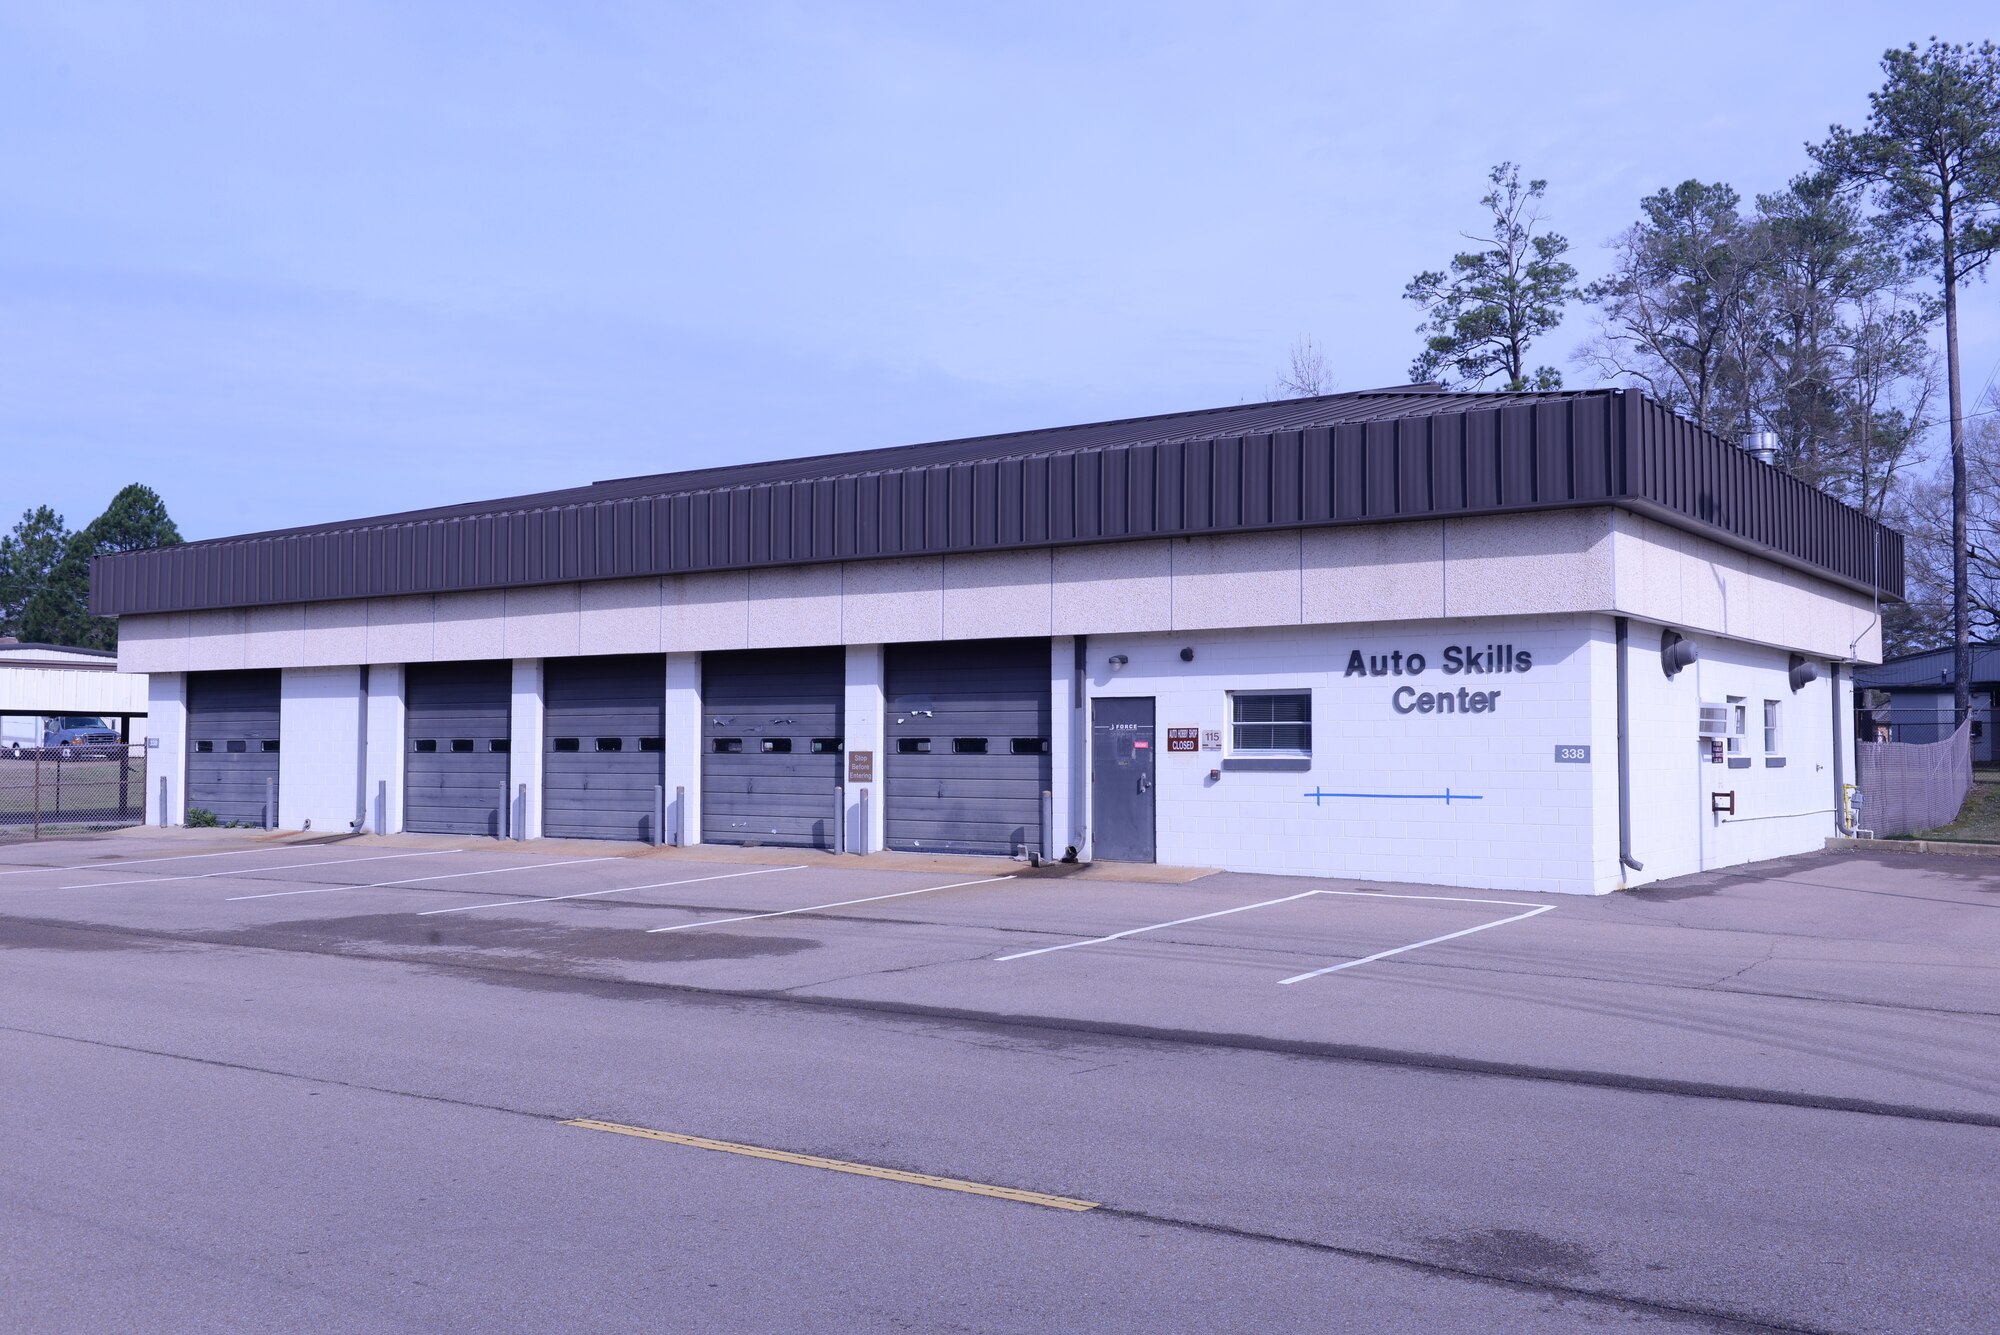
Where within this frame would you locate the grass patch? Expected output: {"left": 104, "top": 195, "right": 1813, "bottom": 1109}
{"left": 1908, "top": 769, "right": 2000, "bottom": 843}
{"left": 0, "top": 758, "right": 150, "bottom": 819}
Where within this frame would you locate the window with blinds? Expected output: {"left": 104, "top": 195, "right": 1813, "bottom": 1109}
{"left": 1230, "top": 691, "right": 1312, "bottom": 754}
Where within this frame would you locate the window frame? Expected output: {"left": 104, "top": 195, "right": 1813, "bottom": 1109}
{"left": 1763, "top": 699, "right": 1782, "bottom": 757}
{"left": 1726, "top": 695, "right": 1747, "bottom": 756}
{"left": 1227, "top": 689, "right": 1313, "bottom": 758}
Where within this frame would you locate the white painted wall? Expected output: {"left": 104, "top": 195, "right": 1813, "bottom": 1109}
{"left": 147, "top": 671, "right": 186, "bottom": 827}
{"left": 665, "top": 652, "right": 701, "bottom": 845}
{"left": 509, "top": 659, "right": 544, "bottom": 840}
{"left": 1085, "top": 617, "right": 1602, "bottom": 894}
{"left": 277, "top": 666, "right": 364, "bottom": 833}
{"left": 1620, "top": 621, "right": 1844, "bottom": 883}
{"left": 841, "top": 644, "right": 885, "bottom": 853}
{"left": 363, "top": 664, "right": 406, "bottom": 834}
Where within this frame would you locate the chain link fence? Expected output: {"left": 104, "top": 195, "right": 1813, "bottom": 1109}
{"left": 0, "top": 742, "right": 151, "bottom": 842}
{"left": 1853, "top": 720, "right": 1972, "bottom": 838}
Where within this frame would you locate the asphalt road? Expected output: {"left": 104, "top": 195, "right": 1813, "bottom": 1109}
{"left": 1, "top": 831, "right": 1994, "bottom": 1333}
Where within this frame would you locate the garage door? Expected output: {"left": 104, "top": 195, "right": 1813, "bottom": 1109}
{"left": 543, "top": 655, "right": 664, "bottom": 842}
{"left": 885, "top": 638, "right": 1051, "bottom": 855}
{"left": 186, "top": 669, "right": 281, "bottom": 827}
{"left": 701, "top": 648, "right": 844, "bottom": 848}
{"left": 405, "top": 661, "right": 511, "bottom": 836}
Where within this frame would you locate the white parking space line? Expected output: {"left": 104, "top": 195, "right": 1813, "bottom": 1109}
{"left": 224, "top": 856, "right": 619, "bottom": 902}
{"left": 50, "top": 849, "right": 462, "bottom": 891}
{"left": 0, "top": 847, "right": 277, "bottom": 878}
{"left": 646, "top": 875, "right": 1015, "bottom": 934}
{"left": 1277, "top": 904, "right": 1555, "bottom": 984}
{"left": 992, "top": 891, "right": 1323, "bottom": 962}
{"left": 416, "top": 864, "right": 806, "bottom": 916}
{"left": 993, "top": 887, "right": 1555, "bottom": 983}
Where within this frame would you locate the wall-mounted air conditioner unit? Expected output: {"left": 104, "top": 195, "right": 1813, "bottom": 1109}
{"left": 1698, "top": 703, "right": 1731, "bottom": 739}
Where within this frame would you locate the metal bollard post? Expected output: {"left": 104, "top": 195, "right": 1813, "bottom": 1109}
{"left": 516, "top": 783, "right": 528, "bottom": 841}
{"left": 856, "top": 786, "right": 869, "bottom": 855}
{"left": 832, "top": 785, "right": 845, "bottom": 855}
{"left": 264, "top": 776, "right": 275, "bottom": 831}
{"left": 376, "top": 780, "right": 387, "bottom": 836}
{"left": 673, "top": 785, "right": 685, "bottom": 846}
{"left": 159, "top": 775, "right": 168, "bottom": 828}
{"left": 654, "top": 785, "right": 665, "bottom": 847}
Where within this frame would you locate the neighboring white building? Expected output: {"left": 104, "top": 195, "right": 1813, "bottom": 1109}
{"left": 0, "top": 639, "right": 150, "bottom": 753}
{"left": 95, "top": 388, "right": 1895, "bottom": 894}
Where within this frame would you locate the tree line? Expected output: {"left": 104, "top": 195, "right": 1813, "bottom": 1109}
{"left": 1280, "top": 39, "right": 2000, "bottom": 690}
{"left": 0, "top": 485, "right": 182, "bottom": 651}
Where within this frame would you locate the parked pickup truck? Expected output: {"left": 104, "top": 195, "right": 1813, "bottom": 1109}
{"left": 3, "top": 716, "right": 122, "bottom": 759}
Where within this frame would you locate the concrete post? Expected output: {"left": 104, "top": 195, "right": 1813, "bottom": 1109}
{"left": 843, "top": 644, "right": 886, "bottom": 855}
{"left": 1048, "top": 637, "right": 1081, "bottom": 859}
{"left": 665, "top": 653, "right": 702, "bottom": 846}
{"left": 362, "top": 663, "right": 406, "bottom": 835}
{"left": 146, "top": 672, "right": 188, "bottom": 828}
{"left": 509, "top": 659, "right": 545, "bottom": 840}
{"left": 279, "top": 666, "right": 365, "bottom": 833}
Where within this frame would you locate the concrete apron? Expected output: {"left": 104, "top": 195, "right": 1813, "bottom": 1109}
{"left": 59, "top": 824, "right": 1216, "bottom": 883}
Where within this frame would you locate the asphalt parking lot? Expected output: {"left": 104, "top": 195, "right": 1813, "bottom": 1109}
{"left": 3, "top": 828, "right": 1996, "bottom": 1333}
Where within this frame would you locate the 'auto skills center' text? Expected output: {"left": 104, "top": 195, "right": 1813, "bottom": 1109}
{"left": 1343, "top": 644, "right": 1535, "bottom": 716}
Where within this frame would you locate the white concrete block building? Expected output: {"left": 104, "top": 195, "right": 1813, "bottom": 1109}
{"left": 95, "top": 388, "right": 1898, "bottom": 893}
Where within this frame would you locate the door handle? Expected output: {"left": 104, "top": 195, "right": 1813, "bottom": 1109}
{"left": 1138, "top": 774, "right": 1151, "bottom": 794}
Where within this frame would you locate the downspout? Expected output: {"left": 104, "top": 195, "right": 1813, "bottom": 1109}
{"left": 1616, "top": 616, "right": 1642, "bottom": 873}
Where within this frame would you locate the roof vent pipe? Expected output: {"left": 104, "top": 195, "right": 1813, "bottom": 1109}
{"left": 1742, "top": 431, "right": 1778, "bottom": 465}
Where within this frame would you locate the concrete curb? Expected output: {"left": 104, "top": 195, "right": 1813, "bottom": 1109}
{"left": 1826, "top": 835, "right": 2000, "bottom": 857}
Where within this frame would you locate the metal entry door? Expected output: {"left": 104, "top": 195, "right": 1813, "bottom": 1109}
{"left": 543, "top": 655, "right": 665, "bottom": 842}
{"left": 1091, "top": 697, "right": 1155, "bottom": 862}
{"left": 405, "top": 661, "right": 511, "bottom": 836}
{"left": 701, "top": 648, "right": 844, "bottom": 848}
{"left": 185, "top": 670, "right": 281, "bottom": 827}
{"left": 884, "top": 638, "right": 1051, "bottom": 855}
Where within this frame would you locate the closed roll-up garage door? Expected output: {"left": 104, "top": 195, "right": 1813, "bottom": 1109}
{"left": 885, "top": 638, "right": 1051, "bottom": 855}
{"left": 544, "top": 655, "right": 664, "bottom": 842}
{"left": 186, "top": 669, "right": 281, "bottom": 827}
{"left": 701, "top": 648, "right": 844, "bottom": 848}
{"left": 405, "top": 661, "right": 511, "bottom": 836}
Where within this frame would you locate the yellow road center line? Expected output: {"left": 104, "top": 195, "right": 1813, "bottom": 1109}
{"left": 562, "top": 1118, "right": 1098, "bottom": 1212}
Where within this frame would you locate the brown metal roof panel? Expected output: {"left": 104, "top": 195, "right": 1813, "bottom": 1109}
{"left": 91, "top": 389, "right": 1905, "bottom": 614}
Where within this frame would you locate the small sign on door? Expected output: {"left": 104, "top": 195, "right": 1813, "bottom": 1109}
{"left": 1166, "top": 727, "right": 1199, "bottom": 752}
{"left": 847, "top": 750, "right": 874, "bottom": 783}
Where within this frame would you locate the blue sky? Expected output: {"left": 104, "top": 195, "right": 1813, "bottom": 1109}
{"left": 2, "top": 1, "right": 1995, "bottom": 540}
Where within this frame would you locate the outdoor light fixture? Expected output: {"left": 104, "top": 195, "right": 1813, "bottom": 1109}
{"left": 1788, "top": 653, "right": 1819, "bottom": 692}
{"left": 1180, "top": 647, "right": 1195, "bottom": 662}
{"left": 1661, "top": 629, "right": 1698, "bottom": 678}
{"left": 1108, "top": 654, "right": 1129, "bottom": 670}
